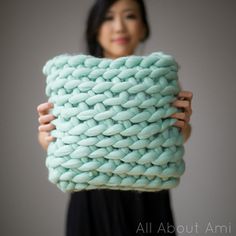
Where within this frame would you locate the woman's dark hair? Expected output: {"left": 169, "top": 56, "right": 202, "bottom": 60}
{"left": 85, "top": 0, "right": 150, "bottom": 57}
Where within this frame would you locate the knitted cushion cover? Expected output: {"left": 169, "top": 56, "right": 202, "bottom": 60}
{"left": 42, "top": 52, "right": 185, "bottom": 192}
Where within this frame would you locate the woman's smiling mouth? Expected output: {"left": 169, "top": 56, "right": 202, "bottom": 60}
{"left": 112, "top": 37, "right": 130, "bottom": 44}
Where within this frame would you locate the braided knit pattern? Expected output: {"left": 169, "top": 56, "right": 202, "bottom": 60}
{"left": 43, "top": 52, "right": 185, "bottom": 192}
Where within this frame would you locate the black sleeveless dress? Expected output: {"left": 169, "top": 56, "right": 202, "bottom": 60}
{"left": 66, "top": 189, "right": 177, "bottom": 236}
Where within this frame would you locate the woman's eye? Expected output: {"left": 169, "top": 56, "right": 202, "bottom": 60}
{"left": 125, "top": 14, "right": 137, "bottom": 19}
{"left": 104, "top": 15, "right": 113, "bottom": 21}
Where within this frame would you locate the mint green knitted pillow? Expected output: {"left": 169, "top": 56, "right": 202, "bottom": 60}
{"left": 42, "top": 52, "right": 185, "bottom": 192}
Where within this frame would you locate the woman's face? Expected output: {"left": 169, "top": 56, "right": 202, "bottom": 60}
{"left": 98, "top": 0, "right": 146, "bottom": 59}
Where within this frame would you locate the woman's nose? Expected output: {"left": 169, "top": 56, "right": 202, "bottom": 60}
{"left": 113, "top": 16, "right": 126, "bottom": 32}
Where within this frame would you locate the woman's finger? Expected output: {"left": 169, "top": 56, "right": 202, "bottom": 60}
{"left": 173, "top": 120, "right": 187, "bottom": 129}
{"left": 171, "top": 112, "right": 189, "bottom": 123}
{"left": 172, "top": 100, "right": 189, "bottom": 109}
{"left": 38, "top": 123, "right": 55, "bottom": 132}
{"left": 45, "top": 135, "right": 56, "bottom": 142}
{"left": 177, "top": 91, "right": 193, "bottom": 101}
{"left": 172, "top": 100, "right": 192, "bottom": 115}
{"left": 38, "top": 114, "right": 55, "bottom": 125}
{"left": 37, "top": 102, "right": 53, "bottom": 116}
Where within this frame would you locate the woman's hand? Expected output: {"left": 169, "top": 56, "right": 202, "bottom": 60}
{"left": 171, "top": 91, "right": 193, "bottom": 142}
{"left": 37, "top": 102, "right": 56, "bottom": 150}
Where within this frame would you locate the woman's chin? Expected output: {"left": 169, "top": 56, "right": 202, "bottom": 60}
{"left": 104, "top": 46, "right": 135, "bottom": 59}
{"left": 111, "top": 49, "right": 134, "bottom": 58}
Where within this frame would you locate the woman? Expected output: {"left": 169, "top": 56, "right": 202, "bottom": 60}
{"left": 37, "top": 0, "right": 193, "bottom": 235}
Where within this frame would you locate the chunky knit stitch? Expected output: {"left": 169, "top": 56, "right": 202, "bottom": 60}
{"left": 42, "top": 52, "right": 185, "bottom": 192}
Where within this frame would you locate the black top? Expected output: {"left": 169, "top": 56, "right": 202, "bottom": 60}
{"left": 66, "top": 189, "right": 177, "bottom": 236}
